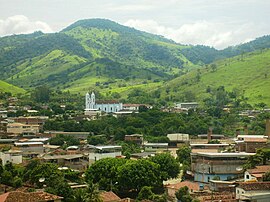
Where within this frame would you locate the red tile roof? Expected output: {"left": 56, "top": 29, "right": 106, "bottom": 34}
{"left": 166, "top": 181, "right": 200, "bottom": 192}
{"left": 238, "top": 182, "right": 270, "bottom": 191}
{"left": 0, "top": 191, "right": 63, "bottom": 202}
{"left": 100, "top": 191, "right": 121, "bottom": 202}
{"left": 247, "top": 165, "right": 270, "bottom": 174}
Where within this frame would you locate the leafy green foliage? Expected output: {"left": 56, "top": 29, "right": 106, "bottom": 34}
{"left": 150, "top": 153, "right": 180, "bottom": 180}
{"left": 175, "top": 186, "right": 193, "bottom": 202}
{"left": 263, "top": 172, "right": 270, "bottom": 181}
{"left": 117, "top": 159, "right": 162, "bottom": 192}
{"left": 86, "top": 158, "right": 127, "bottom": 191}
{"left": 137, "top": 186, "right": 155, "bottom": 201}
{"left": 49, "top": 134, "right": 80, "bottom": 146}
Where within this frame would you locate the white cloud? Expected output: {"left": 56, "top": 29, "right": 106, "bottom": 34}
{"left": 124, "top": 19, "right": 262, "bottom": 49}
{"left": 0, "top": 15, "right": 53, "bottom": 36}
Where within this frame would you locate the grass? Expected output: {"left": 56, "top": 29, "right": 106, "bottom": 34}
{"left": 0, "top": 80, "right": 26, "bottom": 95}
{"left": 162, "top": 49, "right": 270, "bottom": 106}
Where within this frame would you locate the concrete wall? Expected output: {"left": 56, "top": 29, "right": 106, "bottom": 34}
{"left": 89, "top": 151, "right": 122, "bottom": 162}
{"left": 95, "top": 103, "right": 123, "bottom": 113}
{"left": 194, "top": 173, "right": 237, "bottom": 183}
{"left": 0, "top": 152, "right": 22, "bottom": 166}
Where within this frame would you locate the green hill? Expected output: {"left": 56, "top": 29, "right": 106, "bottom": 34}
{"left": 161, "top": 49, "right": 270, "bottom": 106}
{"left": 0, "top": 80, "right": 26, "bottom": 95}
{"left": 0, "top": 19, "right": 199, "bottom": 94}
{"left": 0, "top": 18, "right": 270, "bottom": 103}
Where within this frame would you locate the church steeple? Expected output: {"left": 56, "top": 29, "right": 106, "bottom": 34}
{"left": 85, "top": 92, "right": 90, "bottom": 110}
{"left": 90, "top": 92, "right": 95, "bottom": 109}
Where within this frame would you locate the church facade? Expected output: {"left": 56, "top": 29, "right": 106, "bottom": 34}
{"left": 85, "top": 92, "right": 123, "bottom": 113}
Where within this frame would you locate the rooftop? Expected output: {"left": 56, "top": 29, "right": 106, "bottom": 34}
{"left": 166, "top": 181, "right": 200, "bottom": 191}
{"left": 238, "top": 182, "right": 270, "bottom": 191}
{"left": 192, "top": 152, "right": 255, "bottom": 158}
{"left": 144, "top": 143, "right": 168, "bottom": 147}
{"left": 95, "top": 145, "right": 122, "bottom": 150}
{"left": 247, "top": 165, "right": 270, "bottom": 174}
{"left": 43, "top": 154, "right": 83, "bottom": 160}
{"left": 190, "top": 143, "right": 229, "bottom": 146}
{"left": 15, "top": 142, "right": 44, "bottom": 146}
{"left": 100, "top": 191, "right": 121, "bottom": 202}
{"left": 0, "top": 191, "right": 63, "bottom": 202}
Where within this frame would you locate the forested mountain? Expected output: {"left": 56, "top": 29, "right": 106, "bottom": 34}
{"left": 0, "top": 19, "right": 198, "bottom": 93}
{"left": 0, "top": 18, "right": 269, "bottom": 104}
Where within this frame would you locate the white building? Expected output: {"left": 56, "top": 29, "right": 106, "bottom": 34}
{"left": 88, "top": 145, "right": 122, "bottom": 163}
{"left": 0, "top": 150, "right": 22, "bottom": 166}
{"left": 85, "top": 92, "right": 123, "bottom": 113}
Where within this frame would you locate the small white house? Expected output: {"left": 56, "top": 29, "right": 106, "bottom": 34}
{"left": 0, "top": 150, "right": 22, "bottom": 166}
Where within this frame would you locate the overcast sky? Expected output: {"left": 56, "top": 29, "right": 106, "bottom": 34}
{"left": 0, "top": 0, "right": 269, "bottom": 49}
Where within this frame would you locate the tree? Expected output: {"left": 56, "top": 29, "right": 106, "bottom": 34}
{"left": 263, "top": 172, "right": 270, "bottom": 181}
{"left": 31, "top": 85, "right": 51, "bottom": 103}
{"left": 150, "top": 153, "right": 180, "bottom": 181}
{"left": 87, "top": 135, "right": 107, "bottom": 145}
{"left": 117, "top": 159, "right": 162, "bottom": 192}
{"left": 29, "top": 163, "right": 62, "bottom": 187}
{"left": 175, "top": 186, "right": 193, "bottom": 202}
{"left": 137, "top": 186, "right": 154, "bottom": 201}
{"left": 85, "top": 158, "right": 127, "bottom": 191}
{"left": 210, "top": 63, "right": 217, "bottom": 72}
{"left": 177, "top": 146, "right": 191, "bottom": 166}
{"left": 84, "top": 182, "right": 102, "bottom": 202}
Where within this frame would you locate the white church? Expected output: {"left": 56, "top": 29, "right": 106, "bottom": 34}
{"left": 85, "top": 92, "right": 123, "bottom": 113}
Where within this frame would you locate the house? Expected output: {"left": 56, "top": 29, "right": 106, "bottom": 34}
{"left": 124, "top": 134, "right": 143, "bottom": 145}
{"left": 174, "top": 102, "right": 198, "bottom": 110}
{"left": 167, "top": 133, "right": 189, "bottom": 147}
{"left": 88, "top": 145, "right": 122, "bottom": 163}
{"left": 235, "top": 136, "right": 268, "bottom": 153}
{"left": 122, "top": 104, "right": 151, "bottom": 111}
{"left": 236, "top": 182, "right": 270, "bottom": 202}
{"left": 190, "top": 143, "right": 229, "bottom": 153}
{"left": 191, "top": 152, "right": 255, "bottom": 183}
{"left": 7, "top": 123, "right": 40, "bottom": 135}
{"left": 166, "top": 181, "right": 200, "bottom": 197}
{"left": 130, "top": 152, "right": 155, "bottom": 160}
{"left": 12, "top": 116, "right": 48, "bottom": 130}
{"left": 14, "top": 142, "right": 44, "bottom": 154}
{"left": 42, "top": 154, "right": 88, "bottom": 171}
{"left": 43, "top": 131, "right": 89, "bottom": 139}
{"left": 0, "top": 191, "right": 63, "bottom": 202}
{"left": 209, "top": 180, "right": 236, "bottom": 192}
{"left": 244, "top": 165, "right": 270, "bottom": 182}
{"left": 143, "top": 143, "right": 168, "bottom": 152}
{"left": 0, "top": 150, "right": 22, "bottom": 166}
{"left": 0, "top": 111, "right": 7, "bottom": 118}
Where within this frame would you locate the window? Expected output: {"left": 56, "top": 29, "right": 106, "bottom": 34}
{"left": 246, "top": 175, "right": 250, "bottom": 179}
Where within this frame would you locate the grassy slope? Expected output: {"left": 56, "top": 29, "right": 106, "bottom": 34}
{"left": 0, "top": 80, "right": 26, "bottom": 94}
{"left": 163, "top": 49, "right": 270, "bottom": 106}
{"left": 6, "top": 50, "right": 87, "bottom": 89}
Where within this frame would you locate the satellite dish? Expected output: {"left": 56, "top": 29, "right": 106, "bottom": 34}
{"left": 39, "top": 177, "right": 45, "bottom": 183}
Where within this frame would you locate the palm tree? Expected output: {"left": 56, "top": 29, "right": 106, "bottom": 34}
{"left": 73, "top": 182, "right": 102, "bottom": 202}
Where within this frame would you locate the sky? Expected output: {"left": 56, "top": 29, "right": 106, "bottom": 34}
{"left": 0, "top": 0, "right": 269, "bottom": 49}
